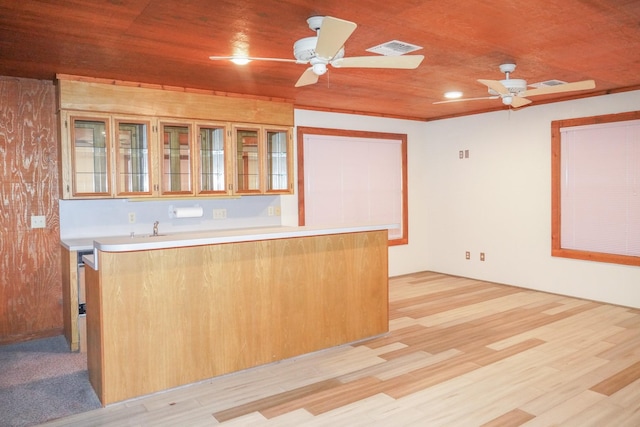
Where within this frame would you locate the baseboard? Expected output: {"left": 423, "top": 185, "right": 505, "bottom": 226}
{"left": 0, "top": 328, "right": 64, "bottom": 346}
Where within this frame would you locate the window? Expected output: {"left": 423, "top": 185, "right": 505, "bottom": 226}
{"left": 551, "top": 111, "right": 640, "bottom": 266}
{"left": 297, "top": 127, "right": 408, "bottom": 246}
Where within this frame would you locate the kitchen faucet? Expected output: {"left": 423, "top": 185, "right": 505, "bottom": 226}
{"left": 153, "top": 221, "right": 159, "bottom": 236}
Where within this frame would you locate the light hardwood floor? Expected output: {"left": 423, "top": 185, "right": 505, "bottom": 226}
{"left": 42, "top": 272, "right": 640, "bottom": 426}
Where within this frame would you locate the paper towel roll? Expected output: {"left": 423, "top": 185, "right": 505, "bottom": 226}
{"left": 171, "top": 206, "right": 203, "bottom": 218}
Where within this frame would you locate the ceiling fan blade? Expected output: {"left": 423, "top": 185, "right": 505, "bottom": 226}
{"left": 433, "top": 96, "right": 499, "bottom": 104}
{"left": 295, "top": 67, "right": 319, "bottom": 87}
{"left": 478, "top": 79, "right": 510, "bottom": 95}
{"left": 521, "top": 80, "right": 596, "bottom": 97}
{"left": 509, "top": 96, "right": 532, "bottom": 108}
{"left": 332, "top": 55, "right": 424, "bottom": 69}
{"left": 209, "top": 56, "right": 300, "bottom": 63}
{"left": 315, "top": 16, "right": 357, "bottom": 60}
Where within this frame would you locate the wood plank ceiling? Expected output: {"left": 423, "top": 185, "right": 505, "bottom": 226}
{"left": 0, "top": 0, "right": 639, "bottom": 121}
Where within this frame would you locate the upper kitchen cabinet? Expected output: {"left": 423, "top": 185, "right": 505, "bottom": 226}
{"left": 115, "top": 118, "right": 153, "bottom": 197}
{"left": 234, "top": 125, "right": 262, "bottom": 194}
{"left": 265, "top": 127, "right": 293, "bottom": 194}
{"left": 196, "top": 123, "right": 229, "bottom": 196}
{"left": 66, "top": 115, "right": 111, "bottom": 198}
{"left": 161, "top": 121, "right": 234, "bottom": 197}
{"left": 59, "top": 112, "right": 155, "bottom": 199}
{"left": 233, "top": 125, "right": 293, "bottom": 195}
{"left": 57, "top": 75, "right": 294, "bottom": 199}
{"left": 159, "top": 122, "right": 194, "bottom": 196}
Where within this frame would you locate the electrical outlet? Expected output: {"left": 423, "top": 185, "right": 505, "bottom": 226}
{"left": 268, "top": 206, "right": 275, "bottom": 216}
{"left": 128, "top": 212, "right": 136, "bottom": 224}
{"left": 480, "top": 252, "right": 485, "bottom": 261}
{"left": 459, "top": 150, "right": 464, "bottom": 159}
{"left": 465, "top": 251, "right": 470, "bottom": 260}
{"left": 213, "top": 208, "right": 227, "bottom": 219}
{"left": 31, "top": 215, "right": 46, "bottom": 229}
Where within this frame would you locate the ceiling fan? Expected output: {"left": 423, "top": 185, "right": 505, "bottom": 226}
{"left": 434, "top": 63, "right": 596, "bottom": 108}
{"left": 209, "top": 16, "right": 424, "bottom": 87}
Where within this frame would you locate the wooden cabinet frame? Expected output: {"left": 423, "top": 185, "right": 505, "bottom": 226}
{"left": 57, "top": 76, "right": 294, "bottom": 200}
{"left": 232, "top": 124, "right": 293, "bottom": 195}
{"left": 158, "top": 121, "right": 195, "bottom": 196}
{"left": 60, "top": 112, "right": 112, "bottom": 199}
{"left": 195, "top": 121, "right": 231, "bottom": 196}
{"left": 60, "top": 112, "right": 157, "bottom": 199}
{"left": 114, "top": 117, "right": 154, "bottom": 197}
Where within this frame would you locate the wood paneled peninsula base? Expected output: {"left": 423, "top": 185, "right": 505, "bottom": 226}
{"left": 84, "top": 225, "right": 390, "bottom": 405}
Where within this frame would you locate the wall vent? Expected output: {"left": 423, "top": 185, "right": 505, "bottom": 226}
{"left": 366, "top": 40, "right": 423, "bottom": 56}
{"left": 529, "top": 79, "right": 568, "bottom": 88}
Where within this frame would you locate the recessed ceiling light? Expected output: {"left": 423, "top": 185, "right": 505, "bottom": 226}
{"left": 230, "top": 57, "right": 251, "bottom": 65}
{"left": 444, "top": 91, "right": 463, "bottom": 99}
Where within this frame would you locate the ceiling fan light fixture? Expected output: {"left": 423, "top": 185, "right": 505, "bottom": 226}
{"left": 312, "top": 62, "right": 327, "bottom": 75}
{"left": 444, "top": 91, "right": 463, "bottom": 99}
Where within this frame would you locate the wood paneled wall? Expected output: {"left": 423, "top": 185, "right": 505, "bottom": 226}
{"left": 0, "top": 76, "right": 61, "bottom": 343}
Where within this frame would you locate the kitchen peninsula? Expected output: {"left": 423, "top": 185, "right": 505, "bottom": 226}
{"left": 82, "top": 224, "right": 390, "bottom": 405}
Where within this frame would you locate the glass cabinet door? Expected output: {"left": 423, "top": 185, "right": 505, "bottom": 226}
{"left": 70, "top": 117, "right": 110, "bottom": 196}
{"left": 197, "top": 125, "right": 227, "bottom": 194}
{"left": 266, "top": 128, "right": 291, "bottom": 193}
{"left": 234, "top": 127, "right": 261, "bottom": 193}
{"left": 115, "top": 119, "right": 151, "bottom": 196}
{"left": 161, "top": 123, "right": 193, "bottom": 194}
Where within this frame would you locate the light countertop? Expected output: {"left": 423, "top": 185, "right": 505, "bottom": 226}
{"left": 63, "top": 223, "right": 394, "bottom": 254}
{"left": 71, "top": 224, "right": 394, "bottom": 271}
{"left": 95, "top": 224, "right": 393, "bottom": 252}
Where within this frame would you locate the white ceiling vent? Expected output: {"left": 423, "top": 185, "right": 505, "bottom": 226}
{"left": 366, "top": 40, "right": 423, "bottom": 56}
{"left": 529, "top": 79, "right": 568, "bottom": 88}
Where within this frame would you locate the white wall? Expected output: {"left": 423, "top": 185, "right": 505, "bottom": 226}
{"left": 293, "top": 90, "right": 640, "bottom": 308}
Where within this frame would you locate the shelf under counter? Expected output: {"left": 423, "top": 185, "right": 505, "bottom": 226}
{"left": 60, "top": 237, "right": 98, "bottom": 252}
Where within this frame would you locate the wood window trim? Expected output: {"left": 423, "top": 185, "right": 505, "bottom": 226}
{"left": 297, "top": 126, "right": 408, "bottom": 246}
{"left": 551, "top": 110, "right": 640, "bottom": 267}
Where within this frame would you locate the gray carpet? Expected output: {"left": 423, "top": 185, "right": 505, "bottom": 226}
{"left": 0, "top": 335, "right": 101, "bottom": 427}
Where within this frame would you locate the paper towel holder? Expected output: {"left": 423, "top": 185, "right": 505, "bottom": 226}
{"left": 168, "top": 204, "right": 204, "bottom": 219}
